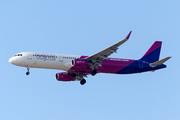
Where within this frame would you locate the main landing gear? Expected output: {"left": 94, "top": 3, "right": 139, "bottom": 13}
{"left": 80, "top": 79, "right": 86, "bottom": 85}
{"left": 91, "top": 70, "right": 97, "bottom": 76}
{"left": 26, "top": 67, "right": 30, "bottom": 75}
{"left": 79, "top": 70, "right": 96, "bottom": 85}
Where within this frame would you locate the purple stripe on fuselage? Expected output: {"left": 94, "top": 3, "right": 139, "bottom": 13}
{"left": 97, "top": 58, "right": 136, "bottom": 74}
{"left": 68, "top": 56, "right": 136, "bottom": 74}
{"left": 142, "top": 41, "right": 162, "bottom": 57}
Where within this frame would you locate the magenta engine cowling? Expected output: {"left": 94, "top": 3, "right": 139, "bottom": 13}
{"left": 71, "top": 59, "right": 90, "bottom": 68}
{"left": 55, "top": 73, "right": 74, "bottom": 81}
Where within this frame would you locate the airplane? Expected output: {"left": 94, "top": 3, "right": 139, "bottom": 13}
{"left": 9, "top": 31, "right": 171, "bottom": 85}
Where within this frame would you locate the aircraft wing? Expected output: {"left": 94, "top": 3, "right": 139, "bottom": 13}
{"left": 85, "top": 31, "right": 132, "bottom": 68}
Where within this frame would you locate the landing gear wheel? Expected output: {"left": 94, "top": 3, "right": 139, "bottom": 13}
{"left": 26, "top": 72, "right": 30, "bottom": 75}
{"left": 80, "top": 79, "right": 86, "bottom": 85}
{"left": 91, "top": 70, "right": 97, "bottom": 76}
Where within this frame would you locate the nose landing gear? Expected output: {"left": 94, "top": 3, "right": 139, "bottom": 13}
{"left": 26, "top": 67, "right": 30, "bottom": 75}
{"left": 26, "top": 72, "right": 30, "bottom": 75}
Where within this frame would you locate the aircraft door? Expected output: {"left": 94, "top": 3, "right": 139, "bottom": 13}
{"left": 139, "top": 61, "right": 143, "bottom": 68}
{"left": 59, "top": 56, "right": 63, "bottom": 62}
{"left": 27, "top": 53, "right": 32, "bottom": 60}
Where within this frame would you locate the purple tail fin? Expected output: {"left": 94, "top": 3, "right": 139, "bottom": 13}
{"left": 140, "top": 41, "right": 162, "bottom": 63}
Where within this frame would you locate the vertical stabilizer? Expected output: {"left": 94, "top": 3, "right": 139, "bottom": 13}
{"left": 140, "top": 41, "right": 162, "bottom": 63}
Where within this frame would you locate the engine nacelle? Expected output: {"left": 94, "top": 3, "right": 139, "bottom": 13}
{"left": 71, "top": 59, "right": 90, "bottom": 68}
{"left": 55, "top": 73, "right": 74, "bottom": 81}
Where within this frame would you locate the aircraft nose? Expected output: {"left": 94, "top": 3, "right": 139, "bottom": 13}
{"left": 9, "top": 57, "right": 15, "bottom": 64}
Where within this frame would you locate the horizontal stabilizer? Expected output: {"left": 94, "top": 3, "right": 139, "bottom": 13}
{"left": 150, "top": 57, "right": 171, "bottom": 67}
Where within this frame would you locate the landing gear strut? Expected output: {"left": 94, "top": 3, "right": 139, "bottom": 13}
{"left": 26, "top": 67, "right": 30, "bottom": 75}
{"left": 91, "top": 70, "right": 97, "bottom": 76}
{"left": 80, "top": 79, "right": 86, "bottom": 85}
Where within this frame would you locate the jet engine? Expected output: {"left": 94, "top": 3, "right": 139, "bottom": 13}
{"left": 55, "top": 73, "right": 74, "bottom": 81}
{"left": 71, "top": 59, "right": 90, "bottom": 68}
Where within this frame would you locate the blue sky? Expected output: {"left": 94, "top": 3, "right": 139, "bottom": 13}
{"left": 1, "top": 0, "right": 180, "bottom": 119}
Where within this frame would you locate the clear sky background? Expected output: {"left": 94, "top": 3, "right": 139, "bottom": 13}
{"left": 1, "top": 0, "right": 179, "bottom": 120}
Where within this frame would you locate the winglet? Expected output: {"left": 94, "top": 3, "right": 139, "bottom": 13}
{"left": 126, "top": 31, "right": 132, "bottom": 39}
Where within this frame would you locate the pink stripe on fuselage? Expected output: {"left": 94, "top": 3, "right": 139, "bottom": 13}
{"left": 143, "top": 41, "right": 162, "bottom": 57}
{"left": 97, "top": 58, "right": 135, "bottom": 74}
{"left": 68, "top": 56, "right": 135, "bottom": 74}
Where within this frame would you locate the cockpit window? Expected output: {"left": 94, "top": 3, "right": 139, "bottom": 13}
{"left": 15, "top": 54, "right": 22, "bottom": 56}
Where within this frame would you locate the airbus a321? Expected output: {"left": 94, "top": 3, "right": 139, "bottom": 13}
{"left": 9, "top": 31, "right": 171, "bottom": 85}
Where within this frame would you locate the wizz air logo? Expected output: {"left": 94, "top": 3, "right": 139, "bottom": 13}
{"left": 35, "top": 53, "right": 56, "bottom": 61}
{"left": 77, "top": 61, "right": 84, "bottom": 63}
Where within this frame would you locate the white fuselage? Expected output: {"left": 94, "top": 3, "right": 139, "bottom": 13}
{"left": 9, "top": 52, "right": 81, "bottom": 71}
